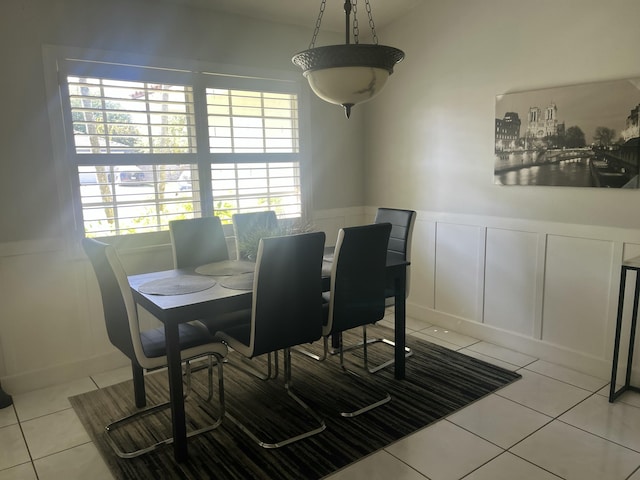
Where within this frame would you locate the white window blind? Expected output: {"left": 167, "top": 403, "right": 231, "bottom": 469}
{"left": 211, "top": 162, "right": 301, "bottom": 224}
{"left": 77, "top": 164, "right": 200, "bottom": 236}
{"left": 68, "top": 78, "right": 197, "bottom": 154}
{"left": 61, "top": 60, "right": 303, "bottom": 238}
{"left": 207, "top": 88, "right": 299, "bottom": 153}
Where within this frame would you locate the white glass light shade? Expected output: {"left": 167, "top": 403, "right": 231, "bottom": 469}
{"left": 304, "top": 66, "right": 390, "bottom": 107}
{"left": 292, "top": 44, "right": 404, "bottom": 118}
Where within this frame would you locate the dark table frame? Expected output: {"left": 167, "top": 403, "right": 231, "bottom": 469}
{"left": 128, "top": 254, "right": 408, "bottom": 462}
{"left": 609, "top": 255, "right": 640, "bottom": 402}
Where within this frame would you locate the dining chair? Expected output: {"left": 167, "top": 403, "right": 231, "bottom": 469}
{"left": 353, "top": 208, "right": 417, "bottom": 373}
{"left": 298, "top": 223, "right": 393, "bottom": 417}
{"left": 169, "top": 216, "right": 250, "bottom": 337}
{"left": 82, "top": 237, "right": 227, "bottom": 459}
{"left": 213, "top": 231, "right": 327, "bottom": 448}
{"left": 232, "top": 210, "right": 279, "bottom": 260}
{"left": 169, "top": 216, "right": 229, "bottom": 269}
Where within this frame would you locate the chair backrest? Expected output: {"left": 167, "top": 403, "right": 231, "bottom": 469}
{"left": 169, "top": 216, "right": 229, "bottom": 269}
{"left": 248, "top": 231, "right": 326, "bottom": 357}
{"left": 374, "top": 208, "right": 416, "bottom": 262}
{"left": 325, "top": 223, "right": 392, "bottom": 335}
{"left": 374, "top": 208, "right": 416, "bottom": 297}
{"left": 82, "top": 238, "right": 145, "bottom": 366}
{"left": 232, "top": 210, "right": 279, "bottom": 260}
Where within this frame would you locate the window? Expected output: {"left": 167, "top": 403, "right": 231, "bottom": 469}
{"left": 55, "top": 53, "right": 304, "bottom": 238}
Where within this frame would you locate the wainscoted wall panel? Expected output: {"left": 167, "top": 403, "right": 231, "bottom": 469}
{"left": 623, "top": 244, "right": 640, "bottom": 260}
{"left": 408, "top": 218, "right": 435, "bottom": 307}
{"left": 4, "top": 208, "right": 640, "bottom": 394}
{"left": 1, "top": 250, "right": 87, "bottom": 374}
{"left": 484, "top": 228, "right": 539, "bottom": 337}
{"left": 0, "top": 208, "right": 369, "bottom": 394}
{"left": 434, "top": 223, "right": 484, "bottom": 322}
{"left": 542, "top": 235, "right": 614, "bottom": 358}
{"left": 311, "top": 207, "right": 367, "bottom": 246}
{"left": 409, "top": 211, "right": 640, "bottom": 380}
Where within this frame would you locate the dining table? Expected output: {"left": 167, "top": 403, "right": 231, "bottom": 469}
{"left": 128, "top": 248, "right": 409, "bottom": 462}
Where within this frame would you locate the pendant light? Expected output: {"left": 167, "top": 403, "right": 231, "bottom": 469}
{"left": 292, "top": 0, "right": 405, "bottom": 118}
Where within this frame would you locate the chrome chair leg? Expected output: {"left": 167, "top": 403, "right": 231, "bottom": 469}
{"left": 295, "top": 335, "right": 391, "bottom": 417}
{"left": 293, "top": 337, "right": 329, "bottom": 361}
{"left": 105, "top": 355, "right": 225, "bottom": 459}
{"left": 226, "top": 348, "right": 325, "bottom": 449}
{"left": 225, "top": 351, "right": 279, "bottom": 380}
{"left": 338, "top": 324, "right": 413, "bottom": 374}
{"left": 333, "top": 333, "right": 391, "bottom": 417}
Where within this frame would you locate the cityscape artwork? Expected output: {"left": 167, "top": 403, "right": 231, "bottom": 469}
{"left": 494, "top": 78, "right": 640, "bottom": 188}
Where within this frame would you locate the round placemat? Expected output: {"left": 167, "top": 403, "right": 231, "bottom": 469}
{"left": 220, "top": 272, "right": 254, "bottom": 291}
{"left": 195, "top": 260, "right": 255, "bottom": 276}
{"left": 138, "top": 275, "right": 217, "bottom": 295}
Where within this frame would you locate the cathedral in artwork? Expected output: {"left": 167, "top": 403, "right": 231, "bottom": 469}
{"left": 525, "top": 103, "right": 565, "bottom": 139}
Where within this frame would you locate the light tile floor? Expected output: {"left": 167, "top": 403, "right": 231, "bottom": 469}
{"left": 1, "top": 314, "right": 639, "bottom": 480}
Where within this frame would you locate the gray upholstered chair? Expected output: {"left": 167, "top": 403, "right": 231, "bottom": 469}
{"left": 232, "top": 210, "right": 278, "bottom": 260}
{"left": 82, "top": 238, "right": 227, "bottom": 458}
{"left": 169, "top": 216, "right": 229, "bottom": 269}
{"left": 358, "top": 208, "right": 416, "bottom": 373}
{"left": 169, "top": 216, "right": 247, "bottom": 336}
{"left": 214, "top": 231, "right": 327, "bottom": 448}
{"left": 301, "top": 223, "right": 393, "bottom": 417}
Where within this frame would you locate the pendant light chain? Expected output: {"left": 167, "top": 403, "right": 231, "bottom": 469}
{"left": 352, "top": 0, "right": 379, "bottom": 45}
{"left": 309, "top": 0, "right": 378, "bottom": 48}
{"left": 352, "top": 1, "right": 359, "bottom": 44}
{"left": 309, "top": 0, "right": 326, "bottom": 49}
{"left": 365, "top": 0, "right": 379, "bottom": 45}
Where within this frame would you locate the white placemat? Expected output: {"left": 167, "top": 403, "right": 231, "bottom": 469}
{"left": 138, "top": 275, "right": 217, "bottom": 295}
{"left": 195, "top": 260, "right": 255, "bottom": 276}
{"left": 220, "top": 272, "right": 254, "bottom": 291}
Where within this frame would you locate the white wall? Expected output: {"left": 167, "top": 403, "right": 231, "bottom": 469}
{"left": 3, "top": 0, "right": 640, "bottom": 393}
{"left": 364, "top": 0, "right": 640, "bottom": 379}
{"left": 0, "top": 0, "right": 367, "bottom": 244}
{"left": 367, "top": 0, "right": 640, "bottom": 228}
{"left": 0, "top": 209, "right": 370, "bottom": 394}
{"left": 0, "top": 0, "right": 369, "bottom": 393}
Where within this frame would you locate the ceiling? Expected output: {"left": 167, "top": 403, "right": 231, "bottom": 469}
{"left": 160, "top": 0, "right": 424, "bottom": 33}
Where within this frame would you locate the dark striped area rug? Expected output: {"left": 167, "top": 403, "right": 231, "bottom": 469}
{"left": 70, "top": 325, "right": 521, "bottom": 480}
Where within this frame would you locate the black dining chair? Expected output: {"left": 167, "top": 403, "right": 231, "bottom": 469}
{"left": 169, "top": 216, "right": 229, "bottom": 269}
{"left": 352, "top": 208, "right": 417, "bottom": 373}
{"left": 213, "top": 231, "right": 327, "bottom": 448}
{"left": 232, "top": 210, "right": 279, "bottom": 260}
{"left": 169, "top": 216, "right": 250, "bottom": 338}
{"left": 82, "top": 237, "right": 227, "bottom": 459}
{"left": 299, "top": 223, "right": 393, "bottom": 417}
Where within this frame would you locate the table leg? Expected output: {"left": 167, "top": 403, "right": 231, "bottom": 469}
{"left": 132, "top": 364, "right": 146, "bottom": 408}
{"left": 624, "top": 272, "right": 640, "bottom": 386}
{"left": 165, "top": 320, "right": 188, "bottom": 462}
{"left": 609, "top": 267, "right": 627, "bottom": 401}
{"left": 331, "top": 333, "right": 340, "bottom": 350}
{"left": 610, "top": 266, "right": 640, "bottom": 402}
{"left": 394, "top": 267, "right": 407, "bottom": 380}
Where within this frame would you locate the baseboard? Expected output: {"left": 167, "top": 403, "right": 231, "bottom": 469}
{"left": 0, "top": 351, "right": 129, "bottom": 396}
{"left": 407, "top": 302, "right": 613, "bottom": 382}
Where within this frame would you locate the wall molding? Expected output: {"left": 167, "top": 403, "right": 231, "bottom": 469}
{"left": 3, "top": 207, "right": 640, "bottom": 393}
{"left": 0, "top": 237, "right": 65, "bottom": 258}
{"left": 408, "top": 302, "right": 613, "bottom": 380}
{"left": 1, "top": 351, "right": 128, "bottom": 396}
